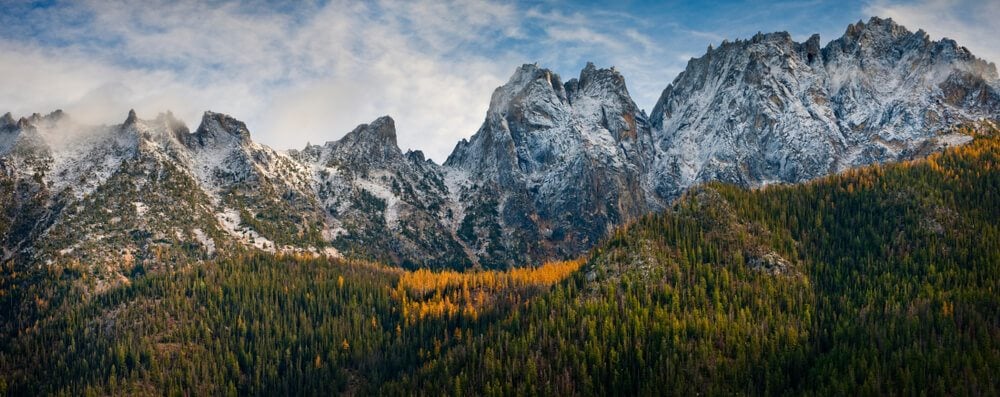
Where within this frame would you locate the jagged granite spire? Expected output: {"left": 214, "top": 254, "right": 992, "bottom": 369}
{"left": 566, "top": 62, "right": 651, "bottom": 144}
{"left": 444, "top": 62, "right": 657, "bottom": 268}
{"left": 0, "top": 112, "right": 15, "bottom": 130}
{"left": 291, "top": 115, "right": 469, "bottom": 268}
{"left": 186, "top": 111, "right": 252, "bottom": 149}
{"left": 326, "top": 116, "right": 403, "bottom": 167}
{"left": 124, "top": 109, "right": 138, "bottom": 125}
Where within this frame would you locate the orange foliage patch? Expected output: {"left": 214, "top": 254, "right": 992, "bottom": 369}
{"left": 394, "top": 258, "right": 586, "bottom": 323}
{"left": 399, "top": 258, "right": 585, "bottom": 295}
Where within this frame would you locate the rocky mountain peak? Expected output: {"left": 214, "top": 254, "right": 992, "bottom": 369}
{"left": 825, "top": 17, "right": 946, "bottom": 66}
{"left": 9, "top": 109, "right": 69, "bottom": 131}
{"left": 326, "top": 116, "right": 403, "bottom": 166}
{"left": 446, "top": 64, "right": 569, "bottom": 176}
{"left": 573, "top": 62, "right": 619, "bottom": 88}
{"left": 566, "top": 62, "right": 628, "bottom": 101}
{"left": 804, "top": 34, "right": 822, "bottom": 64}
{"left": 405, "top": 149, "right": 426, "bottom": 163}
{"left": 749, "top": 31, "right": 794, "bottom": 45}
{"left": 349, "top": 115, "right": 397, "bottom": 148}
{"left": 0, "top": 112, "right": 15, "bottom": 130}
{"left": 25, "top": 112, "right": 43, "bottom": 124}
{"left": 508, "top": 63, "right": 560, "bottom": 89}
{"left": 124, "top": 109, "right": 139, "bottom": 125}
{"left": 187, "top": 111, "right": 252, "bottom": 149}
{"left": 565, "top": 62, "right": 647, "bottom": 142}
{"left": 843, "top": 16, "right": 909, "bottom": 43}
{"left": 42, "top": 109, "right": 66, "bottom": 123}
{"left": 486, "top": 64, "right": 568, "bottom": 118}
{"left": 443, "top": 61, "right": 658, "bottom": 268}
{"left": 0, "top": 112, "right": 24, "bottom": 155}
{"left": 648, "top": 16, "right": 999, "bottom": 202}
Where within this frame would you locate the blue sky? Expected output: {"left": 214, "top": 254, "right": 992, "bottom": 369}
{"left": 0, "top": 0, "right": 996, "bottom": 160}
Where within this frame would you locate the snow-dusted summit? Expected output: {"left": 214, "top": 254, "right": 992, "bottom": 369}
{"left": 648, "top": 17, "right": 998, "bottom": 197}
{"left": 446, "top": 62, "right": 656, "bottom": 268}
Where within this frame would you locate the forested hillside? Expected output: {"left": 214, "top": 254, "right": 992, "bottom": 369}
{"left": 1, "top": 127, "right": 997, "bottom": 395}
{"left": 393, "top": 126, "right": 999, "bottom": 395}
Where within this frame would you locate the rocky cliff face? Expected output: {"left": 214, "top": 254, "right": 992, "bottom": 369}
{"left": 445, "top": 63, "right": 657, "bottom": 268}
{"left": 291, "top": 116, "right": 470, "bottom": 268}
{"left": 1, "top": 17, "right": 996, "bottom": 277}
{"left": 648, "top": 17, "right": 999, "bottom": 198}
{"left": 0, "top": 111, "right": 231, "bottom": 288}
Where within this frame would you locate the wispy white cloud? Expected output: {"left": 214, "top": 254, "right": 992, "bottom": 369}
{"left": 0, "top": 39, "right": 244, "bottom": 127}
{"left": 0, "top": 0, "right": 519, "bottom": 160}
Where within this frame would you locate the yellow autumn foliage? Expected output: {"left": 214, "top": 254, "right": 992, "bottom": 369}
{"left": 394, "top": 258, "right": 586, "bottom": 323}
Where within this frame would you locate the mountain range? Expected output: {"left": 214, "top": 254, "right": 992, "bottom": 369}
{"left": 1, "top": 17, "right": 997, "bottom": 282}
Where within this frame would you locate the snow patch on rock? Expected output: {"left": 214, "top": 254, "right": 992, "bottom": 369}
{"left": 192, "top": 228, "right": 216, "bottom": 256}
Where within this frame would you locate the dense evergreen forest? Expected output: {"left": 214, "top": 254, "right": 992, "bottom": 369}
{"left": 1, "top": 129, "right": 998, "bottom": 395}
